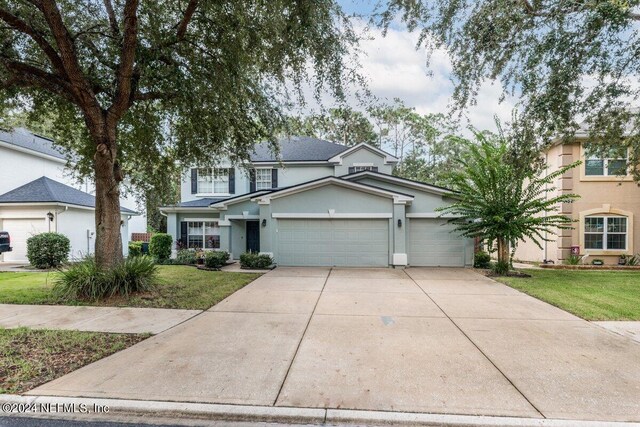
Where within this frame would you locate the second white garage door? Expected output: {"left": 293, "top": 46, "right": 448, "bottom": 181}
{"left": 1, "top": 218, "right": 47, "bottom": 262}
{"left": 408, "top": 218, "right": 466, "bottom": 267}
{"left": 277, "top": 219, "right": 389, "bottom": 267}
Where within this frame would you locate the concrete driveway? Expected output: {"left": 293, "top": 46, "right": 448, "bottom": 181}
{"left": 28, "top": 267, "right": 640, "bottom": 422}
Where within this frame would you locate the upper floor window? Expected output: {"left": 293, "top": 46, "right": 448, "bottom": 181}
{"left": 255, "top": 168, "right": 272, "bottom": 190}
{"left": 584, "top": 216, "right": 627, "bottom": 250}
{"left": 584, "top": 145, "right": 627, "bottom": 176}
{"left": 197, "top": 168, "right": 229, "bottom": 194}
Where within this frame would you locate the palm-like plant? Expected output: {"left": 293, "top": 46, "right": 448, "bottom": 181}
{"left": 437, "top": 130, "right": 580, "bottom": 272}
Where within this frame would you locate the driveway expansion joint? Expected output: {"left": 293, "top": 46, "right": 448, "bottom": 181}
{"left": 403, "top": 269, "right": 547, "bottom": 419}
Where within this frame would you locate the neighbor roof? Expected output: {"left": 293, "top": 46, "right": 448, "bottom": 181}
{"left": 250, "top": 136, "right": 349, "bottom": 162}
{"left": 0, "top": 127, "right": 66, "bottom": 160}
{"left": 0, "top": 177, "right": 136, "bottom": 214}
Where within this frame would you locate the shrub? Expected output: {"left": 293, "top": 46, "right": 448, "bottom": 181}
{"left": 26, "top": 232, "right": 70, "bottom": 269}
{"left": 240, "top": 252, "right": 273, "bottom": 269}
{"left": 627, "top": 255, "right": 639, "bottom": 266}
{"left": 491, "top": 260, "right": 510, "bottom": 275}
{"left": 54, "top": 255, "right": 158, "bottom": 300}
{"left": 149, "top": 233, "right": 172, "bottom": 261}
{"left": 175, "top": 249, "right": 198, "bottom": 265}
{"left": 128, "top": 241, "right": 143, "bottom": 257}
{"left": 565, "top": 254, "right": 582, "bottom": 265}
{"left": 473, "top": 251, "right": 491, "bottom": 269}
{"left": 204, "top": 251, "right": 230, "bottom": 269}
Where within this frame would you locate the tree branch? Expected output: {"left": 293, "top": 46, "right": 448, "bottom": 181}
{"left": 108, "top": 0, "right": 138, "bottom": 124}
{"left": 103, "top": 0, "right": 120, "bottom": 38}
{"left": 133, "top": 91, "right": 178, "bottom": 101}
{"left": 0, "top": 58, "right": 78, "bottom": 104}
{"left": 176, "top": 0, "right": 198, "bottom": 41}
{"left": 0, "top": 7, "right": 66, "bottom": 76}
{"left": 38, "top": 0, "right": 100, "bottom": 113}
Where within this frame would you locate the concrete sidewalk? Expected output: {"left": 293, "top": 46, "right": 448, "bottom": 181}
{"left": 25, "top": 267, "right": 640, "bottom": 423}
{"left": 0, "top": 304, "right": 200, "bottom": 334}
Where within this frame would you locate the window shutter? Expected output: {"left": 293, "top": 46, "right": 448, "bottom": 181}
{"left": 348, "top": 167, "right": 355, "bottom": 174}
{"left": 249, "top": 169, "right": 256, "bottom": 192}
{"left": 271, "top": 168, "right": 278, "bottom": 189}
{"left": 191, "top": 169, "right": 198, "bottom": 194}
{"left": 180, "top": 222, "right": 188, "bottom": 248}
{"left": 372, "top": 167, "right": 378, "bottom": 172}
{"left": 228, "top": 168, "right": 235, "bottom": 194}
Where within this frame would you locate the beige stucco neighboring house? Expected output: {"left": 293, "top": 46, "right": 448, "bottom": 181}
{"left": 516, "top": 128, "right": 640, "bottom": 265}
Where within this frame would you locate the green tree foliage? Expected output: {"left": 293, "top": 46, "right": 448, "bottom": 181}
{"left": 284, "top": 107, "right": 378, "bottom": 146}
{"left": 0, "top": 1, "right": 359, "bottom": 268}
{"left": 380, "top": 0, "right": 640, "bottom": 168}
{"left": 438, "top": 124, "right": 580, "bottom": 270}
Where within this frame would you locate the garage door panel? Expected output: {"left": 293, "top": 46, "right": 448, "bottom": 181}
{"left": 277, "top": 219, "right": 389, "bottom": 267}
{"left": 2, "top": 218, "right": 47, "bottom": 262}
{"left": 409, "top": 219, "right": 465, "bottom": 267}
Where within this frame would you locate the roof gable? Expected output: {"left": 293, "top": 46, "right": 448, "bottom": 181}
{"left": 251, "top": 176, "right": 413, "bottom": 204}
{"left": 0, "top": 177, "right": 136, "bottom": 213}
{"left": 328, "top": 143, "right": 398, "bottom": 165}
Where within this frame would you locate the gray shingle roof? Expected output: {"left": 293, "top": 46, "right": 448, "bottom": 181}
{"left": 176, "top": 198, "right": 227, "bottom": 208}
{"left": 0, "top": 177, "right": 136, "bottom": 214}
{"left": 250, "top": 136, "right": 349, "bottom": 162}
{"left": 0, "top": 127, "right": 66, "bottom": 160}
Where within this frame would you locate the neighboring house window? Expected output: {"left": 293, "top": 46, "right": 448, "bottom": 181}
{"left": 584, "top": 216, "right": 627, "bottom": 250}
{"left": 187, "top": 221, "right": 220, "bottom": 249}
{"left": 584, "top": 145, "right": 628, "bottom": 176}
{"left": 197, "top": 168, "right": 229, "bottom": 193}
{"left": 255, "top": 168, "right": 272, "bottom": 190}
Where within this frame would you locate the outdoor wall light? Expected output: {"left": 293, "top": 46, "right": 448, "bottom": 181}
{"left": 397, "top": 219, "right": 402, "bottom": 228}
{"left": 46, "top": 212, "right": 54, "bottom": 222}
{"left": 261, "top": 219, "right": 267, "bottom": 227}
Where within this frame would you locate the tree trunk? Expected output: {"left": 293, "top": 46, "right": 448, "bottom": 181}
{"left": 497, "top": 237, "right": 509, "bottom": 265}
{"left": 93, "top": 125, "right": 123, "bottom": 270}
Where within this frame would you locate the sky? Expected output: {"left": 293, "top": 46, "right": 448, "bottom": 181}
{"left": 314, "top": 1, "right": 517, "bottom": 133}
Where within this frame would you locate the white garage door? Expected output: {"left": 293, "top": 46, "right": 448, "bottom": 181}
{"left": 277, "top": 219, "right": 389, "bottom": 267}
{"left": 1, "top": 218, "right": 47, "bottom": 262}
{"left": 408, "top": 219, "right": 465, "bottom": 267}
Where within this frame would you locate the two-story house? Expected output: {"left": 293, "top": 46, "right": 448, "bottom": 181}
{"left": 516, "top": 127, "right": 640, "bottom": 265}
{"left": 160, "top": 137, "right": 473, "bottom": 267}
{"left": 0, "top": 127, "right": 144, "bottom": 262}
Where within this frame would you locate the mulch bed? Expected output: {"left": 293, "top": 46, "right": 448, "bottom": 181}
{"left": 481, "top": 269, "right": 532, "bottom": 278}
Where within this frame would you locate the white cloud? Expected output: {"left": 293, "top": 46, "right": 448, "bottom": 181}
{"left": 298, "top": 20, "right": 517, "bottom": 134}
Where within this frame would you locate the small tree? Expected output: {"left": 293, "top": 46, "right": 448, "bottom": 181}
{"left": 438, "top": 127, "right": 580, "bottom": 272}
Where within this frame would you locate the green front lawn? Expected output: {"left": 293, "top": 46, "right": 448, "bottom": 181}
{"left": 495, "top": 269, "right": 640, "bottom": 320}
{"left": 0, "top": 327, "right": 148, "bottom": 394}
{"left": 0, "top": 266, "right": 260, "bottom": 310}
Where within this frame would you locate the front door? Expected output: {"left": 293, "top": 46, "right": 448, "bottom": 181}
{"left": 246, "top": 221, "right": 260, "bottom": 253}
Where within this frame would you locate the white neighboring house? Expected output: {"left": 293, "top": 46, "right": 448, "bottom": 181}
{"left": 0, "top": 127, "right": 145, "bottom": 262}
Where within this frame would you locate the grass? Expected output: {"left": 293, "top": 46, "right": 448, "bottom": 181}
{"left": 0, "top": 327, "right": 147, "bottom": 394}
{"left": 0, "top": 266, "right": 260, "bottom": 310}
{"left": 495, "top": 269, "right": 640, "bottom": 320}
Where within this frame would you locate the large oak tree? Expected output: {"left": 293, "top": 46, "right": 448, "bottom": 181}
{"left": 0, "top": 0, "right": 358, "bottom": 268}
{"left": 380, "top": 0, "right": 640, "bottom": 169}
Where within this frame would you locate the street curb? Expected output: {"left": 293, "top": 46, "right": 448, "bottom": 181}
{"left": 0, "top": 395, "right": 637, "bottom": 426}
